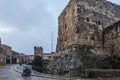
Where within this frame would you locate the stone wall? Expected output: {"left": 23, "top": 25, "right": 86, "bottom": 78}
{"left": 56, "top": 0, "right": 77, "bottom": 52}
{"left": 49, "top": 44, "right": 120, "bottom": 77}
{"left": 34, "top": 46, "right": 43, "bottom": 57}
{"left": 49, "top": 44, "right": 101, "bottom": 76}
{"left": 77, "top": 0, "right": 120, "bottom": 22}
{"left": 85, "top": 69, "right": 120, "bottom": 78}
{"left": 50, "top": 0, "right": 120, "bottom": 77}
{"left": 102, "top": 21, "right": 120, "bottom": 55}
{"left": 57, "top": 0, "right": 120, "bottom": 53}
{"left": 1, "top": 44, "right": 12, "bottom": 64}
{"left": 48, "top": 45, "right": 75, "bottom": 75}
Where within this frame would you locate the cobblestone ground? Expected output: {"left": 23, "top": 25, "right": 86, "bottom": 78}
{"left": 0, "top": 64, "right": 55, "bottom": 80}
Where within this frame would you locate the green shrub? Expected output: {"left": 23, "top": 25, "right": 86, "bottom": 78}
{"left": 32, "top": 56, "right": 43, "bottom": 67}
{"left": 0, "top": 62, "right": 5, "bottom": 66}
{"left": 32, "top": 56, "right": 43, "bottom": 72}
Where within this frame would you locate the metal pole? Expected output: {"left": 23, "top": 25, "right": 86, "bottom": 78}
{"left": 51, "top": 32, "right": 53, "bottom": 52}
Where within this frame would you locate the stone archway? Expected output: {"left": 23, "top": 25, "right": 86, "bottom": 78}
{"left": 6, "top": 59, "right": 10, "bottom": 63}
{"left": 12, "top": 57, "right": 17, "bottom": 64}
{"left": 6, "top": 55, "right": 11, "bottom": 64}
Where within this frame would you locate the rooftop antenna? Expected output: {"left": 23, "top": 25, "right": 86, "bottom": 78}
{"left": 0, "top": 38, "right": 2, "bottom": 53}
{"left": 51, "top": 32, "right": 53, "bottom": 52}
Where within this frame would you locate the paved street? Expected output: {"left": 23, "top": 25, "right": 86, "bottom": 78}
{"left": 0, "top": 64, "right": 56, "bottom": 80}
{"left": 1, "top": 64, "right": 120, "bottom": 80}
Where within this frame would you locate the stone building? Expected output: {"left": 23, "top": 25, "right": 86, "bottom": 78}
{"left": 34, "top": 46, "right": 43, "bottom": 57}
{"left": 102, "top": 21, "right": 120, "bottom": 55}
{"left": 56, "top": 0, "right": 120, "bottom": 53}
{"left": 0, "top": 44, "right": 27, "bottom": 64}
{"left": 0, "top": 38, "right": 4, "bottom": 63}
{"left": 12, "top": 51, "right": 23, "bottom": 64}
{"left": 43, "top": 53, "right": 51, "bottom": 60}
{"left": 1, "top": 44, "right": 12, "bottom": 63}
{"left": 19, "top": 53, "right": 28, "bottom": 63}
{"left": 27, "top": 55, "right": 34, "bottom": 62}
{"left": 49, "top": 0, "right": 120, "bottom": 77}
{"left": 0, "top": 38, "right": 28, "bottom": 64}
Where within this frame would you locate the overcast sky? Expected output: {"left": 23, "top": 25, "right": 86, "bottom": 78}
{"left": 0, "top": 0, "right": 119, "bottom": 55}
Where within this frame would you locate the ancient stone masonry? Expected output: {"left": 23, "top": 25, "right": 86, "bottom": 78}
{"left": 102, "top": 21, "right": 120, "bottom": 55}
{"left": 34, "top": 46, "right": 43, "bottom": 57}
{"left": 56, "top": 0, "right": 77, "bottom": 52}
{"left": 57, "top": 0, "right": 120, "bottom": 53}
{"left": 50, "top": 0, "right": 120, "bottom": 77}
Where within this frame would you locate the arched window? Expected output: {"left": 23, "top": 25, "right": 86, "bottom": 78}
{"left": 86, "top": 17, "right": 89, "bottom": 22}
{"left": 91, "top": 37, "right": 95, "bottom": 40}
{"left": 65, "top": 24, "right": 67, "bottom": 30}
{"left": 98, "top": 21, "right": 101, "bottom": 25}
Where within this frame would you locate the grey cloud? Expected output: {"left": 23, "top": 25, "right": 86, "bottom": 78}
{"left": 0, "top": 0, "right": 119, "bottom": 54}
{"left": 0, "top": 0, "right": 69, "bottom": 54}
{"left": 0, "top": 0, "right": 54, "bottom": 29}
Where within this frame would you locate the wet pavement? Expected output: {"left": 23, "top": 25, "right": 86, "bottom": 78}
{"left": 0, "top": 64, "right": 56, "bottom": 80}
{"left": 0, "top": 64, "right": 120, "bottom": 80}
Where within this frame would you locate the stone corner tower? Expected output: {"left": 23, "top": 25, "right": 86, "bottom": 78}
{"left": 56, "top": 0, "right": 120, "bottom": 53}
{"left": 34, "top": 46, "right": 43, "bottom": 57}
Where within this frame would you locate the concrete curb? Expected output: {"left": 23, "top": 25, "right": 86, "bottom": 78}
{"left": 13, "top": 65, "right": 73, "bottom": 80}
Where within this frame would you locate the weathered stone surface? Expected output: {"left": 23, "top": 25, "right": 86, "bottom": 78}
{"left": 56, "top": 0, "right": 77, "bottom": 52}
{"left": 56, "top": 0, "right": 120, "bottom": 52}
{"left": 102, "top": 21, "right": 120, "bottom": 55}
{"left": 34, "top": 46, "right": 43, "bottom": 57}
{"left": 49, "top": 0, "right": 120, "bottom": 78}
{"left": 85, "top": 69, "right": 120, "bottom": 78}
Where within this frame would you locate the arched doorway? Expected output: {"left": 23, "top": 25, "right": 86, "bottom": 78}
{"left": 12, "top": 57, "right": 17, "bottom": 64}
{"left": 6, "top": 55, "right": 11, "bottom": 63}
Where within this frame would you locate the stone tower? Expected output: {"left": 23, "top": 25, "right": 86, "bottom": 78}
{"left": 49, "top": 0, "right": 120, "bottom": 76}
{"left": 34, "top": 46, "right": 43, "bottom": 57}
{"left": 56, "top": 0, "right": 120, "bottom": 53}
